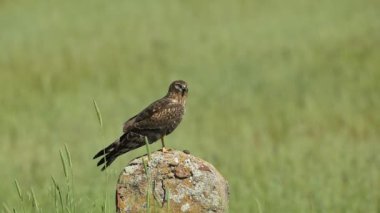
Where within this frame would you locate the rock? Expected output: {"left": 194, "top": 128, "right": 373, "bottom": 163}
{"left": 116, "top": 150, "right": 229, "bottom": 213}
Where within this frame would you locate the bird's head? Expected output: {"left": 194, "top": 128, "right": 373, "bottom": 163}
{"left": 167, "top": 80, "right": 188, "bottom": 102}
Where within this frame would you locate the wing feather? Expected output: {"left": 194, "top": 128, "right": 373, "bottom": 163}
{"left": 123, "top": 98, "right": 181, "bottom": 132}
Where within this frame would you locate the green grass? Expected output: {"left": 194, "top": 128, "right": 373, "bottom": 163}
{"left": 1, "top": 0, "right": 380, "bottom": 212}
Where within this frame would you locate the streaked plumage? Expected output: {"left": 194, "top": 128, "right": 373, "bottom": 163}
{"left": 93, "top": 80, "right": 188, "bottom": 171}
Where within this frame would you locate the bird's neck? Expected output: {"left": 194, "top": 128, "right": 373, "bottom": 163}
{"left": 166, "top": 92, "right": 186, "bottom": 105}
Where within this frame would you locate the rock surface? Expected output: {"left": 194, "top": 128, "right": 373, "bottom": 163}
{"left": 116, "top": 150, "right": 229, "bottom": 213}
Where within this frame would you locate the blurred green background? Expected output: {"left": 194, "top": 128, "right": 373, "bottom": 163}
{"left": 1, "top": 0, "right": 379, "bottom": 212}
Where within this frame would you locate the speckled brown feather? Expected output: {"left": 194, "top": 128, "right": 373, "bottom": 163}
{"left": 93, "top": 80, "right": 188, "bottom": 171}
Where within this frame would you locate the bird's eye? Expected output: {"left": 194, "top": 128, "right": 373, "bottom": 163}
{"left": 174, "top": 84, "right": 182, "bottom": 90}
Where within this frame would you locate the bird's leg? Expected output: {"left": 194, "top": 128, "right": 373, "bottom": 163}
{"left": 161, "top": 137, "right": 170, "bottom": 153}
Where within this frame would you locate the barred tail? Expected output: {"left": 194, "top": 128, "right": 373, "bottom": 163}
{"left": 93, "top": 132, "right": 145, "bottom": 171}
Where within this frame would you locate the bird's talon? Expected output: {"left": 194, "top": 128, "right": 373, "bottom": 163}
{"left": 162, "top": 147, "right": 171, "bottom": 153}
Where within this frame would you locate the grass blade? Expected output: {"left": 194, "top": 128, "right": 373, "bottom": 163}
{"left": 145, "top": 186, "right": 150, "bottom": 213}
{"left": 142, "top": 157, "right": 148, "bottom": 175}
{"left": 14, "top": 180, "right": 23, "bottom": 201}
{"left": 59, "top": 150, "right": 68, "bottom": 178}
{"left": 31, "top": 188, "right": 39, "bottom": 212}
{"left": 144, "top": 137, "right": 151, "bottom": 160}
{"left": 65, "top": 206, "right": 72, "bottom": 213}
{"left": 142, "top": 156, "right": 151, "bottom": 213}
{"left": 51, "top": 179, "right": 58, "bottom": 213}
{"left": 64, "top": 144, "right": 73, "bottom": 168}
{"left": 92, "top": 99, "right": 103, "bottom": 128}
{"left": 255, "top": 197, "right": 263, "bottom": 213}
{"left": 102, "top": 194, "right": 107, "bottom": 213}
{"left": 51, "top": 177, "right": 64, "bottom": 213}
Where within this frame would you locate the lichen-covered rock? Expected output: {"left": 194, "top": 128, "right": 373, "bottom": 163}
{"left": 116, "top": 150, "right": 229, "bottom": 213}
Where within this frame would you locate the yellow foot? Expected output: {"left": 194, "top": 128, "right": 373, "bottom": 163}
{"left": 161, "top": 147, "right": 171, "bottom": 153}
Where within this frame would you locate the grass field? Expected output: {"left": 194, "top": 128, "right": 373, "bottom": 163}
{"left": 1, "top": 0, "right": 380, "bottom": 212}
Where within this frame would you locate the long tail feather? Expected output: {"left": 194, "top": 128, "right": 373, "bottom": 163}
{"left": 93, "top": 141, "right": 117, "bottom": 159}
{"left": 94, "top": 132, "right": 145, "bottom": 171}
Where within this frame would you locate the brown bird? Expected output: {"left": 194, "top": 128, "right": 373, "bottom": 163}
{"left": 93, "top": 80, "right": 188, "bottom": 171}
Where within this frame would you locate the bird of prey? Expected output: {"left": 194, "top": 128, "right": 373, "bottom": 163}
{"left": 93, "top": 80, "right": 188, "bottom": 171}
